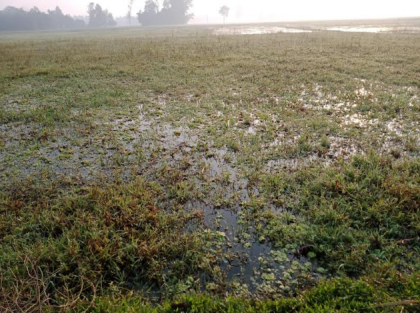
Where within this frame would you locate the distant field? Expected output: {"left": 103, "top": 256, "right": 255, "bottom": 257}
{"left": 0, "top": 17, "right": 420, "bottom": 41}
{"left": 0, "top": 20, "right": 419, "bottom": 312}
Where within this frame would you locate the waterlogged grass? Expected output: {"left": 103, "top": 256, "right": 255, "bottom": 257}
{"left": 85, "top": 274, "right": 420, "bottom": 312}
{"left": 0, "top": 178, "right": 217, "bottom": 306}
{"left": 0, "top": 24, "right": 419, "bottom": 312}
{"left": 261, "top": 154, "right": 419, "bottom": 275}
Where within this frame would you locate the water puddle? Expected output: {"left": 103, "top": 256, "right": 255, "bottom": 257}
{"left": 204, "top": 208, "right": 269, "bottom": 284}
{"left": 213, "top": 26, "right": 312, "bottom": 36}
{"left": 326, "top": 26, "right": 392, "bottom": 33}
{"left": 325, "top": 26, "right": 420, "bottom": 33}
{"left": 343, "top": 114, "right": 378, "bottom": 127}
{"left": 266, "top": 155, "right": 319, "bottom": 171}
{"left": 386, "top": 119, "right": 404, "bottom": 137}
{"left": 328, "top": 136, "right": 361, "bottom": 159}
{"left": 201, "top": 205, "right": 319, "bottom": 294}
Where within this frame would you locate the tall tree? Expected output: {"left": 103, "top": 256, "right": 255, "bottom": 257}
{"left": 127, "top": 0, "right": 135, "bottom": 26}
{"left": 138, "top": 0, "right": 193, "bottom": 26}
{"left": 144, "top": 0, "right": 159, "bottom": 14}
{"left": 48, "top": 6, "right": 64, "bottom": 29}
{"left": 219, "top": 5, "right": 230, "bottom": 24}
{"left": 88, "top": 3, "right": 116, "bottom": 28}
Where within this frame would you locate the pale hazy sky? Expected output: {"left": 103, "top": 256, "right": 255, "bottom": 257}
{"left": 1, "top": 0, "right": 419, "bottom": 23}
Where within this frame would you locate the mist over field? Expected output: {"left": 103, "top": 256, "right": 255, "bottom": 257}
{"left": 1, "top": 0, "right": 420, "bottom": 25}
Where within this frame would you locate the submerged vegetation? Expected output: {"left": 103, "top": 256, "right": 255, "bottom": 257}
{"left": 0, "top": 22, "right": 419, "bottom": 312}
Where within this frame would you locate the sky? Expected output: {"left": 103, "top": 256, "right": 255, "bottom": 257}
{"left": 1, "top": 0, "right": 419, "bottom": 23}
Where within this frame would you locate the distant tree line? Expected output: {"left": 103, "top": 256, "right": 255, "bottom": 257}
{"left": 137, "top": 0, "right": 193, "bottom": 26}
{"left": 0, "top": 6, "right": 85, "bottom": 31}
{"left": 0, "top": 3, "right": 117, "bottom": 32}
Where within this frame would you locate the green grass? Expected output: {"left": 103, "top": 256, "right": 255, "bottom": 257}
{"left": 87, "top": 274, "right": 420, "bottom": 312}
{"left": 0, "top": 22, "right": 419, "bottom": 312}
{"left": 261, "top": 154, "right": 419, "bottom": 274}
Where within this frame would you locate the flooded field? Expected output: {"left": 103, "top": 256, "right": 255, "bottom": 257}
{"left": 212, "top": 25, "right": 420, "bottom": 36}
{"left": 0, "top": 22, "right": 419, "bottom": 312}
{"left": 325, "top": 26, "right": 420, "bottom": 33}
{"left": 213, "top": 26, "right": 312, "bottom": 35}
{"left": 211, "top": 19, "right": 420, "bottom": 36}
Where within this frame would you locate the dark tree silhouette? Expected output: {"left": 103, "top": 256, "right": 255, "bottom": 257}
{"left": 0, "top": 6, "right": 86, "bottom": 31}
{"left": 137, "top": 0, "right": 193, "bottom": 26}
{"left": 219, "top": 5, "right": 230, "bottom": 24}
{"left": 87, "top": 3, "right": 117, "bottom": 28}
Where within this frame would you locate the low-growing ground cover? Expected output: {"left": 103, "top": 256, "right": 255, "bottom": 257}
{"left": 0, "top": 23, "right": 419, "bottom": 312}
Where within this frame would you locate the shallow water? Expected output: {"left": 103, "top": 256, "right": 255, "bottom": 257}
{"left": 212, "top": 25, "right": 420, "bottom": 36}
{"left": 213, "top": 26, "right": 312, "bottom": 36}
{"left": 326, "top": 26, "right": 420, "bottom": 33}
{"left": 202, "top": 206, "right": 316, "bottom": 292}
{"left": 326, "top": 26, "right": 392, "bottom": 33}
